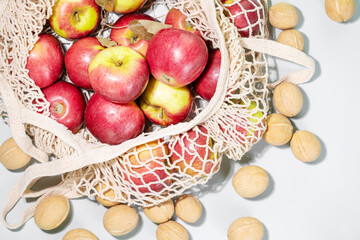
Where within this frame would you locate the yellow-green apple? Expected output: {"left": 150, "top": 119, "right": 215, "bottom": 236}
{"left": 110, "top": 13, "right": 156, "bottom": 57}
{"left": 26, "top": 34, "right": 64, "bottom": 89}
{"left": 113, "top": 0, "right": 147, "bottom": 14}
{"left": 194, "top": 49, "right": 221, "bottom": 101}
{"left": 89, "top": 46, "right": 149, "bottom": 104}
{"left": 42, "top": 81, "right": 86, "bottom": 133}
{"left": 170, "top": 126, "right": 219, "bottom": 177}
{"left": 139, "top": 76, "right": 192, "bottom": 126}
{"left": 65, "top": 37, "right": 104, "bottom": 89}
{"left": 85, "top": 93, "right": 145, "bottom": 145}
{"left": 165, "top": 8, "right": 202, "bottom": 38}
{"left": 49, "top": 0, "right": 100, "bottom": 40}
{"left": 120, "top": 140, "right": 171, "bottom": 193}
{"left": 222, "top": 0, "right": 263, "bottom": 37}
{"left": 221, "top": 101, "right": 265, "bottom": 144}
{"left": 146, "top": 28, "right": 208, "bottom": 88}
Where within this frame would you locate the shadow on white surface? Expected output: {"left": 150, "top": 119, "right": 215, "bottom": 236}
{"left": 185, "top": 154, "right": 234, "bottom": 199}
{"left": 7, "top": 158, "right": 36, "bottom": 173}
{"left": 345, "top": 0, "right": 360, "bottom": 24}
{"left": 292, "top": 88, "right": 310, "bottom": 120}
{"left": 240, "top": 140, "right": 272, "bottom": 165}
{"left": 263, "top": 223, "right": 270, "bottom": 240}
{"left": 295, "top": 5, "right": 305, "bottom": 29}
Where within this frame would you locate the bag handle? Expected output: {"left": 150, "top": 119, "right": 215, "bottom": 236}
{"left": 239, "top": 38, "right": 316, "bottom": 89}
{"left": 2, "top": 180, "right": 82, "bottom": 229}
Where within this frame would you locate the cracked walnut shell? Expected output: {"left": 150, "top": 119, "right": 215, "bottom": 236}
{"left": 143, "top": 199, "right": 174, "bottom": 224}
{"left": 263, "top": 113, "right": 294, "bottom": 146}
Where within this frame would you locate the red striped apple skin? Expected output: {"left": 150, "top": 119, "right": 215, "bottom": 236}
{"left": 85, "top": 93, "right": 145, "bottom": 145}
{"left": 65, "top": 37, "right": 104, "bottom": 89}
{"left": 89, "top": 46, "right": 150, "bottom": 104}
{"left": 49, "top": 0, "right": 100, "bottom": 40}
{"left": 110, "top": 13, "right": 155, "bottom": 57}
{"left": 170, "top": 126, "right": 219, "bottom": 177}
{"left": 194, "top": 49, "right": 222, "bottom": 101}
{"left": 165, "top": 8, "right": 202, "bottom": 38}
{"left": 42, "top": 81, "right": 86, "bottom": 133}
{"left": 121, "top": 140, "right": 172, "bottom": 193}
{"left": 222, "top": 0, "right": 263, "bottom": 38}
{"left": 26, "top": 34, "right": 64, "bottom": 89}
{"left": 146, "top": 28, "right": 208, "bottom": 88}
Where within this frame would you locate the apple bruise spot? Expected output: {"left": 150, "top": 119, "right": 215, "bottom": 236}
{"left": 162, "top": 74, "right": 174, "bottom": 84}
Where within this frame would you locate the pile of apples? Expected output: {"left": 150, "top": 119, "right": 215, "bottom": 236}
{"left": 24, "top": 0, "right": 264, "bottom": 189}
{"left": 22, "top": 0, "right": 265, "bottom": 193}
{"left": 25, "top": 0, "right": 263, "bottom": 145}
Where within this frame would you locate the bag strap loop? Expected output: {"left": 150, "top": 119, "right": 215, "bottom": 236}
{"left": 239, "top": 38, "right": 316, "bottom": 89}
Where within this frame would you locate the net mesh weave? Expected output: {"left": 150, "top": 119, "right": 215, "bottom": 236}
{"left": 0, "top": 0, "right": 269, "bottom": 207}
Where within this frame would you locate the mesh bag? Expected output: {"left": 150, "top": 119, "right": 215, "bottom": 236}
{"left": 0, "top": 0, "right": 315, "bottom": 229}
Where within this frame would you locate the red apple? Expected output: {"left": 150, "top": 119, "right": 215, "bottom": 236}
{"left": 170, "top": 126, "right": 219, "bottom": 177}
{"left": 26, "top": 34, "right": 64, "bottom": 89}
{"left": 146, "top": 28, "right": 208, "bottom": 88}
{"left": 85, "top": 93, "right": 145, "bottom": 145}
{"left": 42, "top": 81, "right": 86, "bottom": 133}
{"left": 50, "top": 0, "right": 100, "bottom": 40}
{"left": 120, "top": 140, "right": 171, "bottom": 193}
{"left": 194, "top": 49, "right": 221, "bottom": 101}
{"left": 222, "top": 0, "right": 263, "bottom": 38}
{"left": 165, "top": 8, "right": 202, "bottom": 39}
{"left": 89, "top": 46, "right": 149, "bottom": 104}
{"left": 65, "top": 37, "right": 105, "bottom": 89}
{"left": 139, "top": 76, "right": 192, "bottom": 126}
{"left": 113, "top": 0, "right": 148, "bottom": 14}
{"left": 110, "top": 13, "right": 155, "bottom": 57}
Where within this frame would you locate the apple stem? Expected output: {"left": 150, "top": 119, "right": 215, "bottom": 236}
{"left": 74, "top": 11, "right": 80, "bottom": 23}
{"left": 159, "top": 109, "right": 163, "bottom": 119}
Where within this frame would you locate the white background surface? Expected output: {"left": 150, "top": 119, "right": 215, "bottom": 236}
{"left": 1, "top": 0, "right": 360, "bottom": 239}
